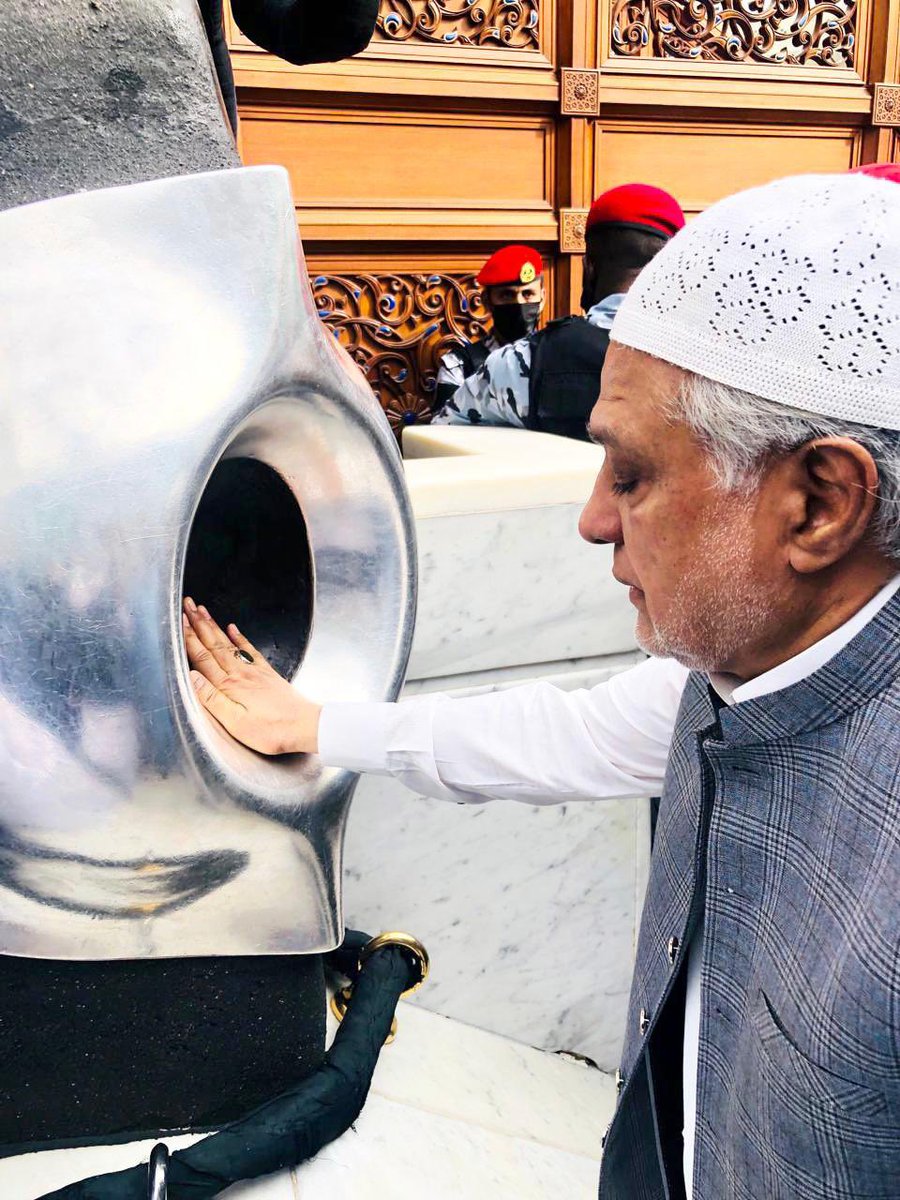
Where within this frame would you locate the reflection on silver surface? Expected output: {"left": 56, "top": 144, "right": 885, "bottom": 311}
{"left": 0, "top": 167, "right": 416, "bottom": 960}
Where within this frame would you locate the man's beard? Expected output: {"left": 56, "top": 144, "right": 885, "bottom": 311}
{"left": 634, "top": 496, "right": 780, "bottom": 674}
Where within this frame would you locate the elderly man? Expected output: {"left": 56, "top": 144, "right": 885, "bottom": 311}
{"left": 184, "top": 167, "right": 900, "bottom": 1199}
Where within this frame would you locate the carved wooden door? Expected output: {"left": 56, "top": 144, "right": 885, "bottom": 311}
{"left": 227, "top": 0, "right": 900, "bottom": 431}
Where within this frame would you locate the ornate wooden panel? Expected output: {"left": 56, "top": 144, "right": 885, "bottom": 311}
{"left": 874, "top": 82, "right": 900, "bottom": 126}
{"left": 609, "top": 0, "right": 857, "bottom": 67}
{"left": 561, "top": 68, "right": 601, "bottom": 114}
{"left": 238, "top": 106, "right": 557, "bottom": 244}
{"left": 312, "top": 270, "right": 490, "bottom": 430}
{"left": 559, "top": 208, "right": 588, "bottom": 252}
{"left": 226, "top": 0, "right": 899, "bottom": 430}
{"left": 595, "top": 121, "right": 860, "bottom": 216}
{"left": 374, "top": 0, "right": 540, "bottom": 49}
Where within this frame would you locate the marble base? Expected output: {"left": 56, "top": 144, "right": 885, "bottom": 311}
{"left": 408, "top": 506, "right": 635, "bottom": 681}
{"left": 2, "top": 1002, "right": 614, "bottom": 1200}
{"left": 343, "top": 658, "right": 651, "bottom": 1071}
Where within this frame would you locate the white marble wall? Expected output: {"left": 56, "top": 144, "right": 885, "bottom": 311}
{"left": 343, "top": 660, "right": 651, "bottom": 1071}
{"left": 407, "top": 503, "right": 637, "bottom": 680}
{"left": 341, "top": 427, "right": 652, "bottom": 1070}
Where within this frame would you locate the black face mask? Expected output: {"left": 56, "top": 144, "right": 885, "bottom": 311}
{"left": 491, "top": 301, "right": 542, "bottom": 344}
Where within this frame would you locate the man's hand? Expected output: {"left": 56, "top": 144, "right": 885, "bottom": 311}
{"left": 182, "top": 597, "right": 320, "bottom": 755}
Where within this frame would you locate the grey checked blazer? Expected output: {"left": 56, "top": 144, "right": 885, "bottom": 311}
{"left": 599, "top": 589, "right": 900, "bottom": 1199}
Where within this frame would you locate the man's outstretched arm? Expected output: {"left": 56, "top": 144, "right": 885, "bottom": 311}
{"left": 183, "top": 598, "right": 688, "bottom": 805}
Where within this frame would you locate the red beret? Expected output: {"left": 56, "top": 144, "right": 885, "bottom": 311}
{"left": 585, "top": 183, "right": 685, "bottom": 240}
{"left": 477, "top": 245, "right": 543, "bottom": 288}
{"left": 849, "top": 162, "right": 900, "bottom": 184}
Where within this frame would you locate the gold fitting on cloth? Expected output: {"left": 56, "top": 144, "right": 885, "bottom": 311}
{"left": 359, "top": 931, "right": 430, "bottom": 997}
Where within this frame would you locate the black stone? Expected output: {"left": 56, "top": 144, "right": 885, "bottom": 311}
{"left": 0, "top": 0, "right": 239, "bottom": 213}
{"left": 0, "top": 952, "right": 325, "bottom": 1152}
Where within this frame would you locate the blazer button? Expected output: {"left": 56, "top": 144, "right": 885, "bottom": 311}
{"left": 667, "top": 936, "right": 680, "bottom": 964}
{"left": 640, "top": 1007, "right": 650, "bottom": 1035}
{"left": 615, "top": 1068, "right": 625, "bottom": 1094}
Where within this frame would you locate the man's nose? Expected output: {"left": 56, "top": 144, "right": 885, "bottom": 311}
{"left": 579, "top": 476, "right": 622, "bottom": 546}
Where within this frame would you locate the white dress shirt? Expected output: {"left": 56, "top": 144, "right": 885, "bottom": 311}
{"left": 318, "top": 574, "right": 900, "bottom": 1197}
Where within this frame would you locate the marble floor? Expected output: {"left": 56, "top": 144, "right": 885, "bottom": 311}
{"left": 2, "top": 1002, "right": 615, "bottom": 1200}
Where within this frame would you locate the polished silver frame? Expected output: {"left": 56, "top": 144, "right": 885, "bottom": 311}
{"left": 0, "top": 167, "right": 416, "bottom": 959}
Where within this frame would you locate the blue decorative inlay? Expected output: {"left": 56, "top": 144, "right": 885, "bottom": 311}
{"left": 314, "top": 275, "right": 328, "bottom": 286}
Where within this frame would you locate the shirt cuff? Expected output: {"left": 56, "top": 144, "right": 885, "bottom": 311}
{"left": 317, "top": 701, "right": 396, "bottom": 774}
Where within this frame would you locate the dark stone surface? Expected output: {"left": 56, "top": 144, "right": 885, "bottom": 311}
{"left": 0, "top": 0, "right": 239, "bottom": 212}
{"left": 0, "top": 952, "right": 326, "bottom": 1151}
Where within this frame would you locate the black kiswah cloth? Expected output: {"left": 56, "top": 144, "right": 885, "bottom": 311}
{"left": 37, "top": 931, "right": 418, "bottom": 1200}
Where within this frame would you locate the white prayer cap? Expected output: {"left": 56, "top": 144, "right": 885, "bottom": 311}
{"left": 611, "top": 171, "right": 900, "bottom": 431}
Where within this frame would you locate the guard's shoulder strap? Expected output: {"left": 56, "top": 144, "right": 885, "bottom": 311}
{"left": 457, "top": 338, "right": 491, "bottom": 378}
{"left": 432, "top": 338, "right": 492, "bottom": 412}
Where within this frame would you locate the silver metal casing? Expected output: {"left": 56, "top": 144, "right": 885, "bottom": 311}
{"left": 0, "top": 167, "right": 416, "bottom": 960}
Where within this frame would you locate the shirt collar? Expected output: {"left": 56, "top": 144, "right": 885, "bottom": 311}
{"left": 586, "top": 293, "right": 626, "bottom": 330}
{"left": 710, "top": 574, "right": 900, "bottom": 707}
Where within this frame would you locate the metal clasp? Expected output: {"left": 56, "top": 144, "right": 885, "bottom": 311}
{"left": 148, "top": 1142, "right": 168, "bottom": 1200}
{"left": 358, "top": 931, "right": 430, "bottom": 996}
{"left": 329, "top": 931, "right": 429, "bottom": 1045}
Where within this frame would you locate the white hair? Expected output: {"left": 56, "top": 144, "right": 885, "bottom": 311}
{"left": 671, "top": 373, "right": 900, "bottom": 562}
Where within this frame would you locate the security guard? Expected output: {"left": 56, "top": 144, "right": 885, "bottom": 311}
{"left": 433, "top": 184, "right": 684, "bottom": 438}
{"left": 432, "top": 244, "right": 545, "bottom": 412}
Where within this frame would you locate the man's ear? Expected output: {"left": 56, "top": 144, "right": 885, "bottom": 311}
{"left": 786, "top": 437, "right": 881, "bottom": 573}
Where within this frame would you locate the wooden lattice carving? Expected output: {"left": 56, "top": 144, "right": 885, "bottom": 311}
{"left": 559, "top": 209, "right": 588, "bottom": 253}
{"left": 611, "top": 0, "right": 856, "bottom": 67}
{"left": 312, "top": 271, "right": 490, "bottom": 432}
{"left": 375, "top": 0, "right": 539, "bottom": 48}
{"left": 561, "top": 69, "right": 600, "bottom": 115}
{"left": 873, "top": 84, "right": 900, "bottom": 128}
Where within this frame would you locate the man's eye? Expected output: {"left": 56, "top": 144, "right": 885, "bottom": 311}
{"left": 611, "top": 478, "right": 638, "bottom": 496}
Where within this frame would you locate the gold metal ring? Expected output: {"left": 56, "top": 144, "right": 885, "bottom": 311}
{"left": 359, "top": 931, "right": 430, "bottom": 997}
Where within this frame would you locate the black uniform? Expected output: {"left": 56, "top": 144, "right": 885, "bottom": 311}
{"left": 527, "top": 316, "right": 610, "bottom": 441}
